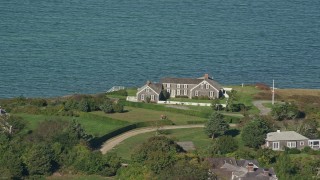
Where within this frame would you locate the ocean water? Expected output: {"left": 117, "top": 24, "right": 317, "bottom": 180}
{"left": 0, "top": 0, "right": 320, "bottom": 98}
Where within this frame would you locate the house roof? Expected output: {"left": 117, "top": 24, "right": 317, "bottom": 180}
{"left": 160, "top": 77, "right": 223, "bottom": 90}
{"left": 149, "top": 83, "right": 162, "bottom": 94}
{"left": 160, "top": 77, "right": 203, "bottom": 85}
{"left": 208, "top": 158, "right": 277, "bottom": 180}
{"left": 266, "top": 131, "right": 309, "bottom": 141}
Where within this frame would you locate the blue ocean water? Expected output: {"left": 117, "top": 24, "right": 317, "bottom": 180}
{"left": 0, "top": 0, "right": 320, "bottom": 98}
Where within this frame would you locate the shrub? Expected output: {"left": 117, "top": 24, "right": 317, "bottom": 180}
{"left": 113, "top": 103, "right": 124, "bottom": 113}
{"left": 100, "top": 100, "right": 114, "bottom": 113}
{"left": 207, "top": 136, "right": 238, "bottom": 155}
{"left": 285, "top": 147, "right": 301, "bottom": 154}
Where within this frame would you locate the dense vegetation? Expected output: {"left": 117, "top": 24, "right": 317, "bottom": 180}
{"left": 1, "top": 86, "right": 320, "bottom": 179}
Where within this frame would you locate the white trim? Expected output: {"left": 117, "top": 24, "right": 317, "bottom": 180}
{"left": 184, "top": 89, "right": 187, "bottom": 96}
{"left": 137, "top": 85, "right": 160, "bottom": 95}
{"left": 184, "top": 84, "right": 188, "bottom": 89}
{"left": 273, "top": 142, "right": 279, "bottom": 150}
{"left": 141, "top": 94, "right": 145, "bottom": 101}
{"left": 151, "top": 95, "right": 155, "bottom": 101}
{"left": 287, "top": 141, "right": 296, "bottom": 148}
{"left": 177, "top": 84, "right": 180, "bottom": 89}
{"left": 206, "top": 84, "right": 210, "bottom": 89}
{"left": 300, "top": 141, "right": 304, "bottom": 146}
{"left": 210, "top": 91, "right": 214, "bottom": 97}
{"left": 177, "top": 89, "right": 180, "bottom": 96}
{"left": 167, "top": 89, "right": 171, "bottom": 93}
{"left": 190, "top": 80, "right": 219, "bottom": 94}
{"left": 195, "top": 91, "right": 199, "bottom": 96}
{"left": 167, "top": 83, "right": 170, "bottom": 88}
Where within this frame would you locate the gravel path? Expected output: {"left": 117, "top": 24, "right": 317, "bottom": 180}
{"left": 253, "top": 100, "right": 272, "bottom": 115}
{"left": 100, "top": 124, "right": 237, "bottom": 154}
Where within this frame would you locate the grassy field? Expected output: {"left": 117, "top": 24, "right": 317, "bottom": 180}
{"left": 228, "top": 85, "right": 261, "bottom": 114}
{"left": 16, "top": 113, "right": 128, "bottom": 137}
{"left": 91, "top": 107, "right": 207, "bottom": 125}
{"left": 109, "top": 128, "right": 212, "bottom": 162}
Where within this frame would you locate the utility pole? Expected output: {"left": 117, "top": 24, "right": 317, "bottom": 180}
{"left": 272, "top": 80, "right": 275, "bottom": 105}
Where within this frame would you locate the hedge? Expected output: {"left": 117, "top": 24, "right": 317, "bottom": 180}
{"left": 123, "top": 101, "right": 211, "bottom": 118}
{"left": 89, "top": 119, "right": 174, "bottom": 149}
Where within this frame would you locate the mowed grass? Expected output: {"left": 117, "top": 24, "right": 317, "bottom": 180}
{"left": 228, "top": 85, "right": 261, "bottom": 114}
{"left": 91, "top": 107, "right": 207, "bottom": 125}
{"left": 15, "top": 113, "right": 128, "bottom": 137}
{"left": 109, "top": 128, "right": 211, "bottom": 162}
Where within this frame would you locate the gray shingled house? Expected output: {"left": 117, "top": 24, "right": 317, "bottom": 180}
{"left": 136, "top": 74, "right": 224, "bottom": 103}
{"left": 208, "top": 157, "right": 278, "bottom": 180}
{"left": 265, "top": 130, "right": 309, "bottom": 151}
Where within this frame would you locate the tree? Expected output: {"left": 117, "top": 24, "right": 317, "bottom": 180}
{"left": 271, "top": 102, "right": 300, "bottom": 121}
{"left": 256, "top": 148, "right": 277, "bottom": 167}
{"left": 275, "top": 153, "right": 297, "bottom": 179}
{"left": 211, "top": 98, "right": 222, "bottom": 111}
{"left": 23, "top": 143, "right": 54, "bottom": 175}
{"left": 298, "top": 119, "right": 319, "bottom": 139}
{"left": 100, "top": 99, "right": 114, "bottom": 113}
{"left": 207, "top": 136, "right": 238, "bottom": 155}
{"left": 131, "top": 136, "right": 183, "bottom": 174}
{"left": 204, "top": 112, "right": 229, "bottom": 139}
{"left": 226, "top": 90, "right": 237, "bottom": 111}
{"left": 113, "top": 103, "right": 124, "bottom": 113}
{"left": 158, "top": 159, "right": 217, "bottom": 180}
{"left": 241, "top": 118, "right": 271, "bottom": 148}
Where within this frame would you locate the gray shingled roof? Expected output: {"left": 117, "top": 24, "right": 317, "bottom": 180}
{"left": 160, "top": 77, "right": 223, "bottom": 90}
{"left": 266, "top": 131, "right": 309, "bottom": 141}
{"left": 160, "top": 77, "right": 203, "bottom": 85}
{"left": 149, "top": 83, "right": 162, "bottom": 94}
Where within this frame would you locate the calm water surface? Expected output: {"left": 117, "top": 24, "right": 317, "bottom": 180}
{"left": 0, "top": 0, "right": 320, "bottom": 98}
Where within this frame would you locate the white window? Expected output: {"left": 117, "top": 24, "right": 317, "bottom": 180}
{"left": 206, "top": 84, "right": 210, "bottom": 89}
{"left": 287, "top": 142, "right": 296, "bottom": 148}
{"left": 177, "top": 84, "right": 180, "bottom": 89}
{"left": 184, "top": 84, "right": 188, "bottom": 89}
{"left": 300, "top": 141, "right": 304, "bottom": 146}
{"left": 201, "top": 84, "right": 204, "bottom": 89}
{"left": 141, "top": 94, "right": 145, "bottom": 101}
{"left": 151, "top": 95, "right": 155, "bottom": 101}
{"left": 167, "top": 89, "right": 171, "bottom": 93}
{"left": 184, "top": 90, "right": 188, "bottom": 95}
{"left": 195, "top": 91, "right": 199, "bottom": 96}
{"left": 146, "top": 88, "right": 150, "bottom": 92}
{"left": 210, "top": 91, "right": 214, "bottom": 97}
{"left": 177, "top": 90, "right": 180, "bottom": 96}
{"left": 167, "top": 83, "right": 170, "bottom": 88}
{"left": 273, "top": 142, "right": 279, "bottom": 150}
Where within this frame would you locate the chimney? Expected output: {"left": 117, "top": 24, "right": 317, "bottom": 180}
{"left": 204, "top": 74, "right": 209, "bottom": 79}
{"left": 146, "top": 80, "right": 151, "bottom": 85}
{"left": 263, "top": 168, "right": 269, "bottom": 176}
{"left": 277, "top": 130, "right": 280, "bottom": 133}
{"left": 247, "top": 163, "right": 254, "bottom": 172}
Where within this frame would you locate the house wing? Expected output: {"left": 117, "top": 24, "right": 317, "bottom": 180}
{"left": 160, "top": 77, "right": 202, "bottom": 85}
{"left": 266, "top": 131, "right": 309, "bottom": 141}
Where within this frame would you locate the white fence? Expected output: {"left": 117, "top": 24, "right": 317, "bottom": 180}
{"left": 126, "top": 96, "right": 138, "bottom": 102}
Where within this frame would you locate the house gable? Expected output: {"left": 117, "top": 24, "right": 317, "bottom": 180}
{"left": 190, "top": 80, "right": 220, "bottom": 93}
{"left": 137, "top": 85, "right": 160, "bottom": 96}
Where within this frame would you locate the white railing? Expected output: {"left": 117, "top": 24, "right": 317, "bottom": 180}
{"left": 107, "top": 86, "right": 125, "bottom": 93}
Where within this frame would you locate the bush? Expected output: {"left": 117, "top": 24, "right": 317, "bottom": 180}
{"left": 207, "top": 136, "right": 238, "bottom": 155}
{"left": 192, "top": 96, "right": 210, "bottom": 100}
{"left": 271, "top": 102, "right": 301, "bottom": 121}
{"left": 285, "top": 147, "right": 301, "bottom": 154}
{"left": 113, "top": 103, "right": 124, "bottom": 113}
{"left": 100, "top": 100, "right": 114, "bottom": 113}
{"left": 29, "top": 98, "right": 48, "bottom": 107}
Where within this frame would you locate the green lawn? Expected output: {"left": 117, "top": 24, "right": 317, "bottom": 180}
{"left": 228, "top": 85, "right": 261, "bottom": 114}
{"left": 109, "top": 128, "right": 212, "bottom": 162}
{"left": 126, "top": 88, "right": 138, "bottom": 96}
{"left": 15, "top": 113, "right": 128, "bottom": 137}
{"left": 91, "top": 107, "right": 207, "bottom": 125}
